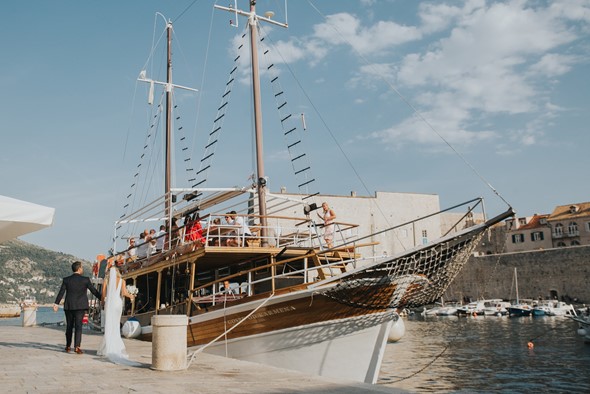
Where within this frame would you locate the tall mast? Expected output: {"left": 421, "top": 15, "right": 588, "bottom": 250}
{"left": 215, "top": 1, "right": 288, "bottom": 247}
{"left": 165, "top": 20, "right": 173, "bottom": 220}
{"left": 248, "top": 1, "right": 269, "bottom": 245}
{"left": 137, "top": 15, "right": 198, "bottom": 226}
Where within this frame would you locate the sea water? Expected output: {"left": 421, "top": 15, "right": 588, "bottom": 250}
{"left": 379, "top": 315, "right": 590, "bottom": 393}
{"left": 0, "top": 306, "right": 65, "bottom": 327}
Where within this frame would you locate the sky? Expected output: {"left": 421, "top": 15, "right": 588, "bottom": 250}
{"left": 1, "top": 0, "right": 589, "bottom": 261}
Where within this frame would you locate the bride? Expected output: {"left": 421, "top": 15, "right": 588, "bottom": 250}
{"left": 98, "top": 262, "right": 137, "bottom": 365}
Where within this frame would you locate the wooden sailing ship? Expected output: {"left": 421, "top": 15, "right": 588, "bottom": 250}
{"left": 91, "top": 2, "right": 513, "bottom": 384}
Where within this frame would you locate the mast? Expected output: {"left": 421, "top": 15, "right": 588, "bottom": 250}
{"left": 165, "top": 20, "right": 173, "bottom": 221}
{"left": 514, "top": 267, "right": 519, "bottom": 304}
{"left": 136, "top": 14, "right": 197, "bottom": 231}
{"left": 248, "top": 1, "right": 269, "bottom": 246}
{"left": 214, "top": 2, "right": 288, "bottom": 246}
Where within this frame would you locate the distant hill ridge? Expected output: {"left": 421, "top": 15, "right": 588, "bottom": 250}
{"left": 0, "top": 239, "right": 91, "bottom": 304}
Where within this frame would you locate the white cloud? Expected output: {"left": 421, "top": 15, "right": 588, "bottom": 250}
{"left": 312, "top": 13, "right": 422, "bottom": 56}
{"left": 548, "top": 0, "right": 590, "bottom": 23}
{"left": 528, "top": 53, "right": 577, "bottom": 77}
{"left": 418, "top": 0, "right": 486, "bottom": 33}
{"left": 370, "top": 100, "right": 497, "bottom": 151}
{"left": 377, "top": 0, "right": 585, "bottom": 150}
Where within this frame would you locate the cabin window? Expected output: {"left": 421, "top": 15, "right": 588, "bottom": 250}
{"left": 531, "top": 232, "right": 544, "bottom": 242}
{"left": 568, "top": 222, "right": 578, "bottom": 236}
{"left": 512, "top": 234, "right": 524, "bottom": 243}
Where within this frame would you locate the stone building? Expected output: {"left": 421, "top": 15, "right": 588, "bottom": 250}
{"left": 547, "top": 202, "right": 590, "bottom": 248}
{"left": 503, "top": 214, "right": 552, "bottom": 253}
{"left": 495, "top": 201, "right": 590, "bottom": 254}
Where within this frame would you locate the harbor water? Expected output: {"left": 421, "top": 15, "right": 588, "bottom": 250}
{"left": 3, "top": 308, "right": 590, "bottom": 392}
{"left": 379, "top": 314, "right": 590, "bottom": 392}
{"left": 0, "top": 306, "right": 64, "bottom": 327}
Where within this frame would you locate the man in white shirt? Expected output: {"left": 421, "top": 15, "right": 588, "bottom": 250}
{"left": 155, "top": 225, "right": 166, "bottom": 252}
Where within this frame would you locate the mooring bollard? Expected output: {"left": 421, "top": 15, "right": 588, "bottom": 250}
{"left": 22, "top": 306, "right": 37, "bottom": 327}
{"left": 151, "top": 315, "right": 188, "bottom": 371}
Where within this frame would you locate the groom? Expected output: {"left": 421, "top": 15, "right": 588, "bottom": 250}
{"left": 53, "top": 261, "right": 102, "bottom": 354}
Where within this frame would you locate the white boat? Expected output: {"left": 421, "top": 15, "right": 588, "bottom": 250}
{"left": 0, "top": 303, "right": 21, "bottom": 318}
{"left": 507, "top": 268, "right": 533, "bottom": 317}
{"left": 483, "top": 300, "right": 511, "bottom": 316}
{"left": 571, "top": 314, "right": 590, "bottom": 342}
{"left": 546, "top": 301, "right": 577, "bottom": 317}
{"left": 423, "top": 297, "right": 461, "bottom": 316}
{"left": 437, "top": 302, "right": 461, "bottom": 316}
{"left": 457, "top": 299, "right": 503, "bottom": 316}
{"left": 532, "top": 300, "right": 552, "bottom": 316}
{"left": 94, "top": 3, "right": 514, "bottom": 384}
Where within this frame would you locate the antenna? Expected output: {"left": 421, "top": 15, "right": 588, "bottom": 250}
{"left": 230, "top": 0, "right": 238, "bottom": 27}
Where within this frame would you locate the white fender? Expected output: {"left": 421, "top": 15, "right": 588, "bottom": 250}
{"left": 121, "top": 319, "right": 142, "bottom": 338}
{"left": 388, "top": 316, "right": 405, "bottom": 342}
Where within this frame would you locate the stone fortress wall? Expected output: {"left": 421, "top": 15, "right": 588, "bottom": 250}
{"left": 450, "top": 245, "right": 590, "bottom": 303}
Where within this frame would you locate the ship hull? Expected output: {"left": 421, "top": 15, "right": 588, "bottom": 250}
{"left": 136, "top": 287, "right": 397, "bottom": 384}
{"left": 198, "top": 311, "right": 394, "bottom": 384}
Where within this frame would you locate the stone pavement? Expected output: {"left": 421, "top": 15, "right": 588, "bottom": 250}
{"left": 0, "top": 325, "right": 404, "bottom": 393}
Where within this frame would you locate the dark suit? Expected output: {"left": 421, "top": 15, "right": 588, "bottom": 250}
{"left": 54, "top": 273, "right": 102, "bottom": 348}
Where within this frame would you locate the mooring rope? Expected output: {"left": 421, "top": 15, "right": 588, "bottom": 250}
{"left": 186, "top": 292, "right": 275, "bottom": 368}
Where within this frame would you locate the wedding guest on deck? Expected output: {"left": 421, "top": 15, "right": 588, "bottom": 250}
{"left": 137, "top": 231, "right": 149, "bottom": 259}
{"left": 125, "top": 238, "right": 137, "bottom": 262}
{"left": 317, "top": 202, "right": 336, "bottom": 249}
{"left": 208, "top": 218, "right": 222, "bottom": 246}
{"left": 226, "top": 210, "right": 252, "bottom": 247}
{"left": 155, "top": 225, "right": 166, "bottom": 252}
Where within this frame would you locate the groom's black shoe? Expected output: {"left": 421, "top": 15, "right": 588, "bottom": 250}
{"left": 65, "top": 346, "right": 71, "bottom": 353}
{"left": 74, "top": 347, "right": 84, "bottom": 354}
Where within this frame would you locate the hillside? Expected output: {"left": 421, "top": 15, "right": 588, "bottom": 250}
{"left": 0, "top": 239, "right": 91, "bottom": 304}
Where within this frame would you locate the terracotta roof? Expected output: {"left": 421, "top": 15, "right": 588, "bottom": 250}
{"left": 518, "top": 214, "right": 550, "bottom": 230}
{"left": 548, "top": 202, "right": 590, "bottom": 221}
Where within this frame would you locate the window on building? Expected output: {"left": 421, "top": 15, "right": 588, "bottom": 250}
{"left": 519, "top": 218, "right": 526, "bottom": 225}
{"left": 568, "top": 222, "right": 578, "bottom": 236}
{"left": 512, "top": 234, "right": 524, "bottom": 243}
{"left": 421, "top": 230, "right": 428, "bottom": 245}
{"left": 554, "top": 223, "right": 563, "bottom": 236}
{"left": 571, "top": 240, "right": 580, "bottom": 246}
{"left": 557, "top": 241, "right": 566, "bottom": 247}
{"left": 587, "top": 222, "right": 590, "bottom": 232}
{"left": 531, "top": 232, "right": 544, "bottom": 242}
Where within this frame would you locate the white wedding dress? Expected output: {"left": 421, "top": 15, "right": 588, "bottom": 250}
{"left": 98, "top": 268, "right": 138, "bottom": 365}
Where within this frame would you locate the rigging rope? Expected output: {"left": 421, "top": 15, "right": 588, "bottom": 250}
{"left": 258, "top": 25, "right": 319, "bottom": 200}
{"left": 190, "top": 26, "right": 249, "bottom": 198}
{"left": 186, "top": 292, "right": 276, "bottom": 368}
